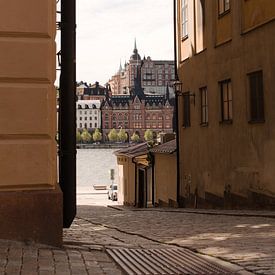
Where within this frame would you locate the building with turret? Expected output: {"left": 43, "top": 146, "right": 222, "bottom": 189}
{"left": 102, "top": 64, "right": 174, "bottom": 141}
{"left": 108, "top": 40, "right": 175, "bottom": 97}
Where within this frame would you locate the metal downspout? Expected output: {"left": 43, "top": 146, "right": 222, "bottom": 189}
{"left": 173, "top": 0, "right": 181, "bottom": 207}
{"left": 59, "top": 0, "right": 76, "bottom": 227}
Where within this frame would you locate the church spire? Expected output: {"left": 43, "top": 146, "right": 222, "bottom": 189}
{"left": 118, "top": 59, "right": 122, "bottom": 72}
{"left": 134, "top": 38, "right": 137, "bottom": 52}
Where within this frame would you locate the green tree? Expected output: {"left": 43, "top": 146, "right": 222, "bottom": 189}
{"left": 118, "top": 128, "right": 127, "bottom": 143}
{"left": 93, "top": 128, "right": 102, "bottom": 142}
{"left": 76, "top": 130, "right": 82, "bottom": 143}
{"left": 144, "top": 129, "right": 153, "bottom": 142}
{"left": 131, "top": 132, "right": 140, "bottom": 143}
{"left": 108, "top": 128, "right": 118, "bottom": 142}
{"left": 81, "top": 129, "right": 92, "bottom": 143}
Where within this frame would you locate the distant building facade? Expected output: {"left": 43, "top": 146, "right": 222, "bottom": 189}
{"left": 76, "top": 81, "right": 106, "bottom": 102}
{"left": 76, "top": 100, "right": 101, "bottom": 130}
{"left": 176, "top": 0, "right": 275, "bottom": 209}
{"left": 102, "top": 66, "right": 174, "bottom": 141}
{"left": 108, "top": 41, "right": 175, "bottom": 97}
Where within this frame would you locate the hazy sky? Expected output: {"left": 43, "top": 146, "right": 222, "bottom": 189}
{"left": 75, "top": 0, "right": 174, "bottom": 85}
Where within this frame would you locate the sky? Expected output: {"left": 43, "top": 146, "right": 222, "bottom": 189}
{"left": 74, "top": 0, "right": 174, "bottom": 85}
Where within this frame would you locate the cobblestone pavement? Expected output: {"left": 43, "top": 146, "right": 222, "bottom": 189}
{"left": 1, "top": 206, "right": 274, "bottom": 274}
{"left": 63, "top": 206, "right": 275, "bottom": 275}
{"left": 0, "top": 239, "right": 122, "bottom": 275}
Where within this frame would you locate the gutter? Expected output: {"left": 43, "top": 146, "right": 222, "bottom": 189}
{"left": 173, "top": 0, "right": 181, "bottom": 207}
{"left": 59, "top": 0, "right": 77, "bottom": 227}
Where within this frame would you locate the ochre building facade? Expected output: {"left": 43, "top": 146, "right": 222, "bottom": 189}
{"left": 0, "top": 0, "right": 62, "bottom": 245}
{"left": 176, "top": 0, "right": 275, "bottom": 208}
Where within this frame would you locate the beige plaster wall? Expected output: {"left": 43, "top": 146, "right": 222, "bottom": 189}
{"left": 242, "top": 0, "right": 275, "bottom": 32}
{"left": 0, "top": 0, "right": 57, "bottom": 191}
{"left": 117, "top": 156, "right": 136, "bottom": 205}
{"left": 154, "top": 153, "right": 177, "bottom": 204}
{"left": 0, "top": 0, "right": 62, "bottom": 246}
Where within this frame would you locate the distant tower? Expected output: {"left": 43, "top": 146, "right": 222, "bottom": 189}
{"left": 129, "top": 39, "right": 142, "bottom": 89}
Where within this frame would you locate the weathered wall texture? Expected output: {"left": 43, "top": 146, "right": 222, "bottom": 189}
{"left": 154, "top": 153, "right": 177, "bottom": 206}
{"left": 117, "top": 156, "right": 136, "bottom": 205}
{"left": 177, "top": 0, "right": 275, "bottom": 209}
{"left": 0, "top": 0, "right": 62, "bottom": 245}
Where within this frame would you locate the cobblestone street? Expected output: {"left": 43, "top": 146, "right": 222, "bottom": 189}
{"left": 65, "top": 206, "right": 275, "bottom": 274}
{"left": 1, "top": 205, "right": 275, "bottom": 274}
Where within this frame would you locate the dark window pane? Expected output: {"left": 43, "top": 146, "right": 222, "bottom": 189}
{"left": 249, "top": 71, "right": 264, "bottom": 122}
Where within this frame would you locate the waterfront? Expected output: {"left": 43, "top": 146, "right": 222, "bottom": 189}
{"left": 76, "top": 148, "right": 119, "bottom": 205}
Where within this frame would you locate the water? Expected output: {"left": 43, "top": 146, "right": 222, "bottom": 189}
{"left": 76, "top": 148, "right": 118, "bottom": 195}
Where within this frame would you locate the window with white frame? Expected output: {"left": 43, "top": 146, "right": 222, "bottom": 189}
{"left": 181, "top": 0, "right": 188, "bottom": 38}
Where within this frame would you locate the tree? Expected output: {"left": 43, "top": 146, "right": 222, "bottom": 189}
{"left": 76, "top": 130, "right": 82, "bottom": 143}
{"left": 131, "top": 132, "right": 140, "bottom": 143}
{"left": 93, "top": 128, "right": 102, "bottom": 143}
{"left": 81, "top": 129, "right": 92, "bottom": 143}
{"left": 108, "top": 128, "right": 118, "bottom": 142}
{"left": 118, "top": 128, "right": 127, "bottom": 143}
{"left": 144, "top": 129, "right": 153, "bottom": 142}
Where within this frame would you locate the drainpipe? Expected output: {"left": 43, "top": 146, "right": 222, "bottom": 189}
{"left": 59, "top": 0, "right": 76, "bottom": 227}
{"left": 173, "top": 0, "right": 181, "bottom": 207}
{"left": 132, "top": 158, "right": 137, "bottom": 207}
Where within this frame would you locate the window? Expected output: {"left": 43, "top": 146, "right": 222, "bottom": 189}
{"left": 89, "top": 123, "right": 92, "bottom": 128}
{"left": 200, "top": 87, "right": 208, "bottom": 125}
{"left": 248, "top": 71, "right": 264, "bottom": 122}
{"left": 220, "top": 79, "right": 232, "bottom": 122}
{"left": 218, "top": 0, "right": 230, "bottom": 16}
{"left": 80, "top": 117, "right": 82, "bottom": 121}
{"left": 181, "top": 0, "right": 188, "bottom": 38}
{"left": 183, "top": 92, "right": 191, "bottom": 127}
{"left": 95, "top": 123, "right": 97, "bottom": 128}
{"left": 80, "top": 123, "right": 82, "bottom": 128}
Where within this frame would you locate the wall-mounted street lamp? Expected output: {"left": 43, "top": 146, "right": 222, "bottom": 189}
{"left": 57, "top": 50, "right": 61, "bottom": 69}
{"left": 173, "top": 80, "right": 183, "bottom": 96}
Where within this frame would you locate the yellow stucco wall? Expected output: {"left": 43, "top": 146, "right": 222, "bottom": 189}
{"left": 154, "top": 153, "right": 177, "bottom": 204}
{"left": 0, "top": 0, "right": 57, "bottom": 191}
{"left": 216, "top": 10, "right": 232, "bottom": 45}
{"left": 242, "top": 0, "right": 275, "bottom": 32}
{"left": 177, "top": 0, "right": 275, "bottom": 208}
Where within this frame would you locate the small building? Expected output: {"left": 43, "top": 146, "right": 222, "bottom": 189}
{"left": 76, "top": 100, "right": 101, "bottom": 130}
{"left": 150, "top": 139, "right": 177, "bottom": 207}
{"left": 115, "top": 143, "right": 153, "bottom": 207}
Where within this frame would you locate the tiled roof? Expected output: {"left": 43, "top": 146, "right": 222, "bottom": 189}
{"left": 114, "top": 142, "right": 148, "bottom": 158}
{"left": 150, "top": 139, "right": 176, "bottom": 154}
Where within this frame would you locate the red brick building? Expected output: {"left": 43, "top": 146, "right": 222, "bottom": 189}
{"left": 101, "top": 65, "right": 174, "bottom": 141}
